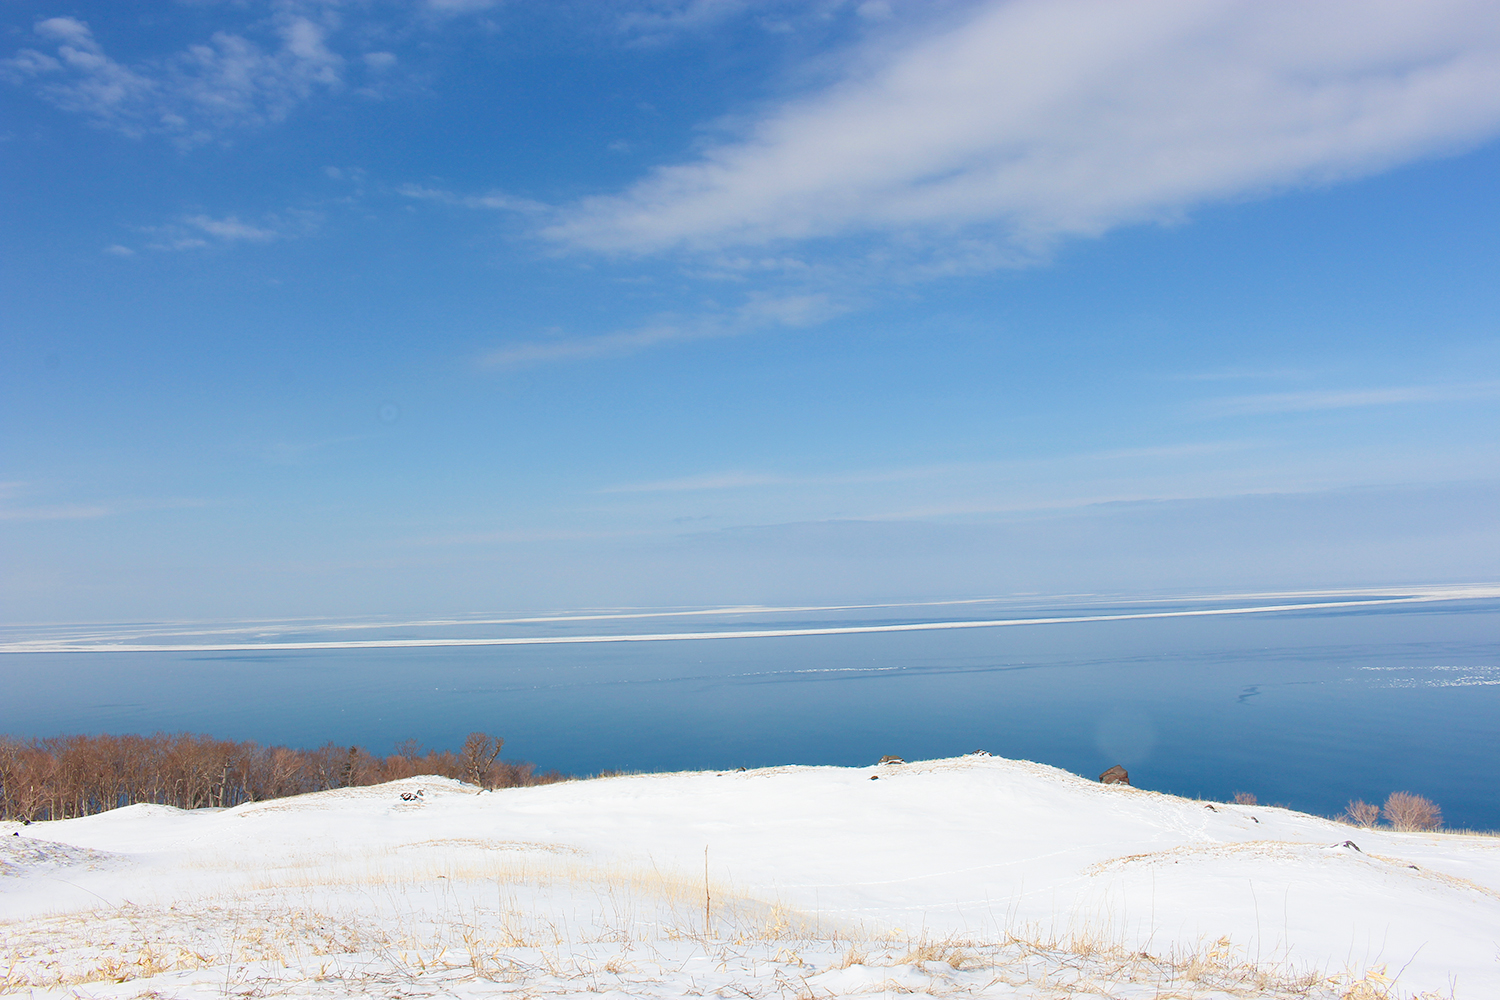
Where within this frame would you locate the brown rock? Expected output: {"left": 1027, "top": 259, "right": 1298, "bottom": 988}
{"left": 1099, "top": 765, "right": 1130, "bottom": 785}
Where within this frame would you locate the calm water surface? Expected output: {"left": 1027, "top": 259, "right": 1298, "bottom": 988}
{"left": 3, "top": 595, "right": 1497, "bottom": 828}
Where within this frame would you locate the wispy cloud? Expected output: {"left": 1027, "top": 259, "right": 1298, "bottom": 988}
{"left": 2, "top": 13, "right": 352, "bottom": 143}
{"left": 139, "top": 210, "right": 320, "bottom": 252}
{"left": 482, "top": 323, "right": 714, "bottom": 368}
{"left": 602, "top": 463, "right": 1004, "bottom": 495}
{"left": 602, "top": 471, "right": 791, "bottom": 493}
{"left": 400, "top": 527, "right": 640, "bottom": 547}
{"left": 0, "top": 503, "right": 113, "bottom": 522}
{"left": 184, "top": 215, "right": 279, "bottom": 241}
{"left": 480, "top": 292, "right": 845, "bottom": 368}
{"left": 619, "top": 0, "right": 757, "bottom": 37}
{"left": 600, "top": 442, "right": 1258, "bottom": 495}
{"left": 1164, "top": 368, "right": 1313, "bottom": 383}
{"left": 0, "top": 482, "right": 208, "bottom": 522}
{"left": 0, "top": 481, "right": 109, "bottom": 521}
{"left": 424, "top": 0, "right": 503, "bottom": 13}
{"left": 260, "top": 434, "right": 371, "bottom": 466}
{"left": 1207, "top": 381, "right": 1500, "bottom": 416}
{"left": 616, "top": 0, "right": 899, "bottom": 46}
{"left": 397, "top": 184, "right": 547, "bottom": 213}
{"left": 547, "top": 0, "right": 1500, "bottom": 258}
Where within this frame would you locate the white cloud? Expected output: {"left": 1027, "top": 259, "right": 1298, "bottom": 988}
{"left": 183, "top": 215, "right": 279, "bottom": 242}
{"left": 1207, "top": 381, "right": 1500, "bottom": 416}
{"left": 261, "top": 434, "right": 371, "bottom": 466}
{"left": 34, "top": 16, "right": 94, "bottom": 48}
{"left": 1167, "top": 368, "right": 1312, "bottom": 383}
{"left": 481, "top": 321, "right": 730, "bottom": 368}
{"left": 398, "top": 183, "right": 548, "bottom": 213}
{"left": 480, "top": 292, "right": 844, "bottom": 368}
{"left": 0, "top": 503, "right": 114, "bottom": 522}
{"left": 425, "top": 0, "right": 502, "bottom": 12}
{"left": 139, "top": 210, "right": 320, "bottom": 252}
{"left": 619, "top": 0, "right": 756, "bottom": 36}
{"left": 603, "top": 471, "right": 791, "bottom": 493}
{"left": 547, "top": 0, "right": 1500, "bottom": 256}
{"left": 601, "top": 442, "right": 1257, "bottom": 496}
{"left": 0, "top": 482, "right": 208, "bottom": 522}
{"left": 4, "top": 13, "right": 348, "bottom": 141}
{"left": 616, "top": 0, "right": 889, "bottom": 42}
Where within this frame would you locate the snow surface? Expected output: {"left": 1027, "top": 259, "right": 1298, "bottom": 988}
{"left": 3, "top": 754, "right": 1495, "bottom": 998}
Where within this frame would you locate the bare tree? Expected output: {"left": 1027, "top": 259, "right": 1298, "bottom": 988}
{"left": 461, "top": 732, "right": 504, "bottom": 788}
{"left": 264, "top": 745, "right": 308, "bottom": 799}
{"left": 1383, "top": 791, "right": 1442, "bottom": 831}
{"left": 0, "top": 730, "right": 559, "bottom": 820}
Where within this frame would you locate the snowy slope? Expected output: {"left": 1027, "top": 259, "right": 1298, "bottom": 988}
{"left": 3, "top": 754, "right": 1496, "bottom": 998}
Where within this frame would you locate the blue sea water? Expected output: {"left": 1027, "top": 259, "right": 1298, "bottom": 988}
{"left": 2, "top": 593, "right": 1498, "bottom": 828}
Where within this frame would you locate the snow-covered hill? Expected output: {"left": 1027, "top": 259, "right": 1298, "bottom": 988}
{"left": 3, "top": 754, "right": 1495, "bottom": 998}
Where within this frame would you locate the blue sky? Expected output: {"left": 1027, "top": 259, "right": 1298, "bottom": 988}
{"left": 3, "top": 0, "right": 1499, "bottom": 622}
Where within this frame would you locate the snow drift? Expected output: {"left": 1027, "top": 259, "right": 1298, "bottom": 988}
{"left": 3, "top": 754, "right": 1495, "bottom": 998}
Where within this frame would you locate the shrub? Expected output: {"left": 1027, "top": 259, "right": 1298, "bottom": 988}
{"left": 1383, "top": 791, "right": 1442, "bottom": 832}
{"left": 1341, "top": 800, "right": 1379, "bottom": 827}
{"left": 1232, "top": 792, "right": 1256, "bottom": 805}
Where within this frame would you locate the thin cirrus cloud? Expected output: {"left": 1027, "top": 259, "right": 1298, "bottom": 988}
{"left": 482, "top": 323, "right": 715, "bottom": 369}
{"left": 0, "top": 503, "right": 114, "bottom": 522}
{"left": 1207, "top": 381, "right": 1500, "bottom": 416}
{"left": 0, "top": 482, "right": 209, "bottom": 522}
{"left": 545, "top": 0, "right": 1500, "bottom": 258}
{"left": 135, "top": 211, "right": 319, "bottom": 252}
{"left": 600, "top": 463, "right": 981, "bottom": 495}
{"left": 615, "top": 0, "right": 893, "bottom": 42}
{"left": 398, "top": 184, "right": 548, "bottom": 214}
{"left": 181, "top": 215, "right": 280, "bottom": 242}
{"left": 600, "top": 442, "right": 1256, "bottom": 495}
{"left": 2, "top": 13, "right": 348, "bottom": 141}
{"left": 480, "top": 292, "right": 844, "bottom": 369}
{"left": 0, "top": 482, "right": 112, "bottom": 521}
{"left": 601, "top": 471, "right": 793, "bottom": 494}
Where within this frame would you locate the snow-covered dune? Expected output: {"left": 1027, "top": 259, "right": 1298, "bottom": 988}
{"left": 3, "top": 754, "right": 1495, "bottom": 998}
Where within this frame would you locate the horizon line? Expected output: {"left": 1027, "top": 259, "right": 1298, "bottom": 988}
{"left": 6, "top": 587, "right": 1498, "bottom": 654}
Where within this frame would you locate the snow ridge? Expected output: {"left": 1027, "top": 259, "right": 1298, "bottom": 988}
{"left": 3, "top": 755, "right": 1493, "bottom": 998}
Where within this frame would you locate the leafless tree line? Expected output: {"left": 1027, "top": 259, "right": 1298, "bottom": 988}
{"left": 0, "top": 731, "right": 564, "bottom": 822}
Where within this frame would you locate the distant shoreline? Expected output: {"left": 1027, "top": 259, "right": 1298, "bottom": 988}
{"left": 9, "top": 587, "right": 1499, "bottom": 654}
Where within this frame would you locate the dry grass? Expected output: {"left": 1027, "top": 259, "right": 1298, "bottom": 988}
{"left": 0, "top": 839, "right": 1462, "bottom": 999}
{"left": 0, "top": 840, "right": 827, "bottom": 992}
{"left": 897, "top": 939, "right": 970, "bottom": 969}
{"left": 830, "top": 943, "right": 866, "bottom": 969}
{"left": 798, "top": 926, "right": 1446, "bottom": 1000}
{"left": 1, "top": 909, "right": 1452, "bottom": 999}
